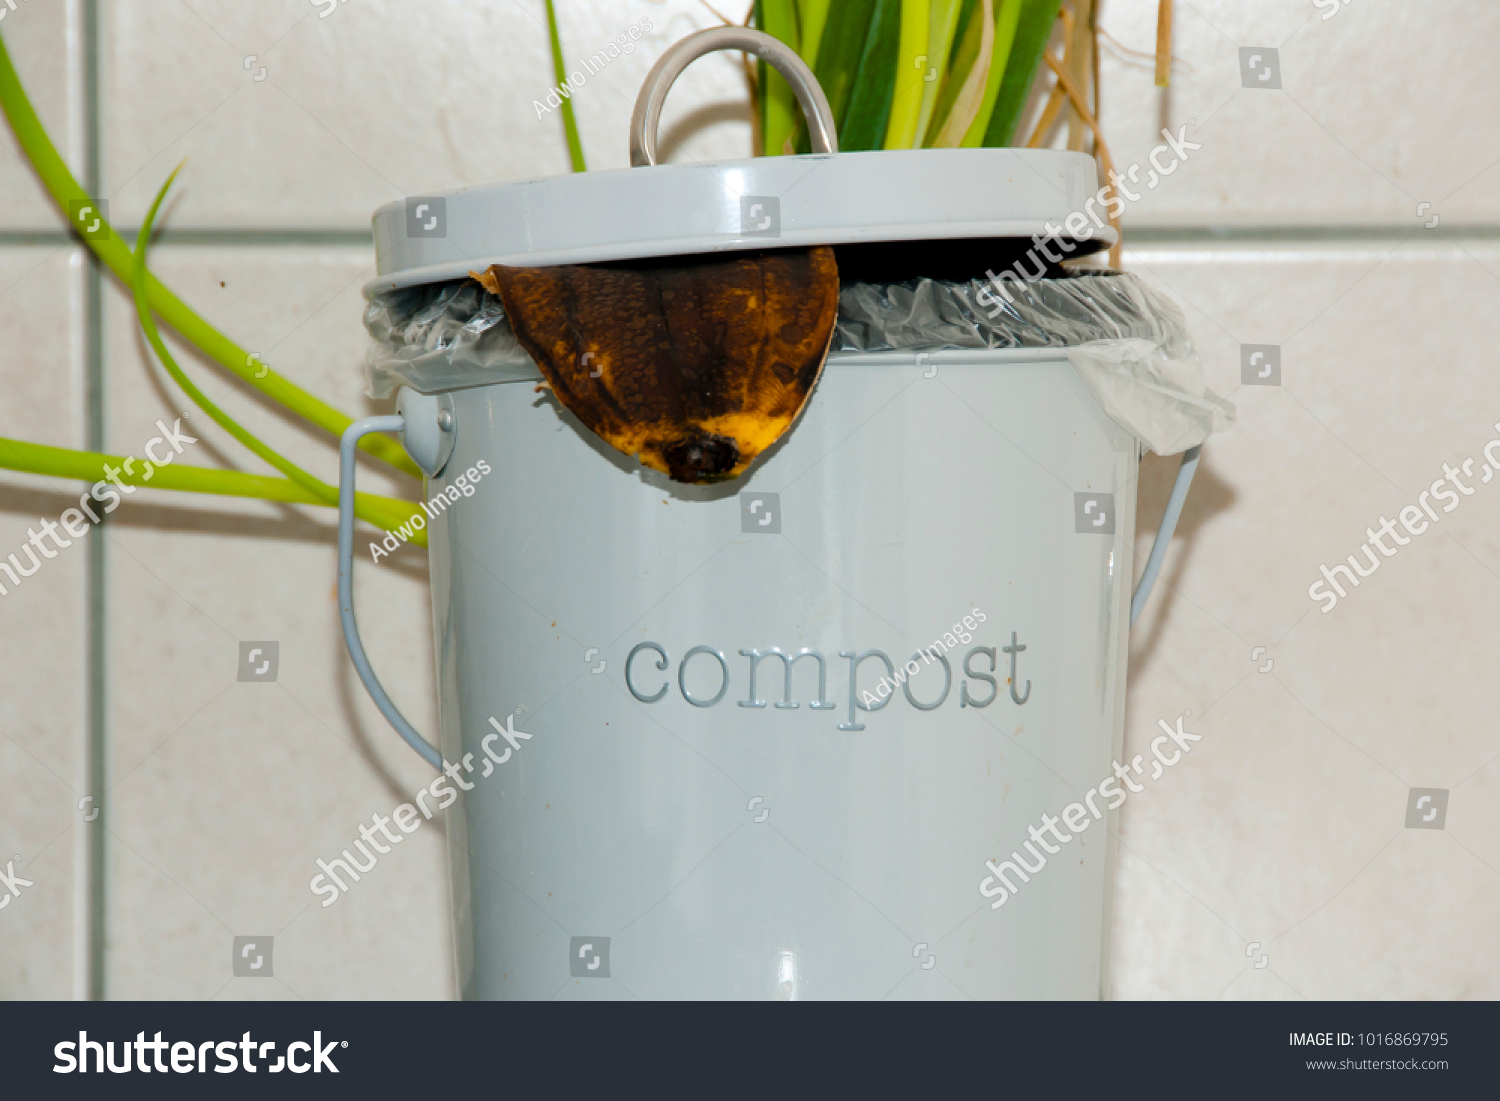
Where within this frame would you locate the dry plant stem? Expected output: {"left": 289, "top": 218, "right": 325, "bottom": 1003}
{"left": 1099, "top": 26, "right": 1189, "bottom": 73}
{"left": 1061, "top": 0, "right": 1079, "bottom": 147}
{"left": 1044, "top": 49, "right": 1120, "bottom": 267}
{"left": 1155, "top": 0, "right": 1174, "bottom": 87}
{"left": 1066, "top": 0, "right": 1094, "bottom": 151}
{"left": 744, "top": 53, "right": 761, "bottom": 154}
{"left": 1026, "top": 83, "right": 1066, "bottom": 147}
{"left": 1025, "top": 5, "right": 1074, "bottom": 147}
{"left": 697, "top": 0, "right": 738, "bottom": 22}
{"left": 1092, "top": 1, "right": 1101, "bottom": 118}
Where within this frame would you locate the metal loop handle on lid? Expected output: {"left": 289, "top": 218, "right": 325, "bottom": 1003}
{"left": 630, "top": 27, "right": 838, "bottom": 167}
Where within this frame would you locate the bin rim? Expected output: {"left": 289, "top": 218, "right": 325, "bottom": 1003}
{"left": 365, "top": 147, "right": 1117, "bottom": 296}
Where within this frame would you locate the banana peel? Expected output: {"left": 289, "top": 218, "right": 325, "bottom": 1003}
{"left": 472, "top": 247, "right": 839, "bottom": 484}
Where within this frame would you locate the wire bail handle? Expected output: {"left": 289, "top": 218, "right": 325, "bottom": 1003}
{"left": 629, "top": 26, "right": 838, "bottom": 167}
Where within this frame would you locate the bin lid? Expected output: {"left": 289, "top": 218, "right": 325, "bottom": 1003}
{"left": 365, "top": 148, "right": 1114, "bottom": 295}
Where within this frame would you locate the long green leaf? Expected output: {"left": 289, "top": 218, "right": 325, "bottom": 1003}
{"left": 800, "top": 0, "right": 833, "bottom": 68}
{"left": 960, "top": 0, "right": 1022, "bottom": 146}
{"left": 544, "top": 0, "right": 587, "bottom": 172}
{"left": 883, "top": 0, "right": 931, "bottom": 148}
{"left": 931, "top": 0, "right": 993, "bottom": 147}
{"left": 0, "top": 30, "right": 421, "bottom": 480}
{"left": 914, "top": 0, "right": 964, "bottom": 144}
{"left": 757, "top": 0, "right": 800, "bottom": 156}
{"left": 0, "top": 437, "right": 423, "bottom": 541}
{"left": 983, "top": 0, "right": 1062, "bottom": 146}
{"left": 841, "top": 0, "right": 903, "bottom": 151}
{"left": 131, "top": 170, "right": 420, "bottom": 536}
{"left": 923, "top": 0, "right": 979, "bottom": 144}
{"left": 809, "top": 0, "right": 877, "bottom": 143}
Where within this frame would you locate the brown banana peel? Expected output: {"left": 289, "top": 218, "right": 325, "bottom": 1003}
{"left": 472, "top": 247, "right": 839, "bottom": 484}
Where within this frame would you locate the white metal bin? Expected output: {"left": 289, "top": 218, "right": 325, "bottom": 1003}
{"left": 337, "top": 29, "right": 1219, "bottom": 1000}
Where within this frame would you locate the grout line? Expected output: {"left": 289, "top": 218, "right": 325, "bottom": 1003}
{"left": 123, "top": 228, "right": 376, "bottom": 247}
{"left": 66, "top": 0, "right": 88, "bottom": 1007}
{"left": 4, "top": 226, "right": 1500, "bottom": 252}
{"left": 1122, "top": 223, "right": 1500, "bottom": 244}
{"left": 82, "top": 0, "right": 106, "bottom": 1004}
{"left": 0, "top": 229, "right": 375, "bottom": 247}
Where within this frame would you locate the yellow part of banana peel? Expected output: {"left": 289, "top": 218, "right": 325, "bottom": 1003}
{"left": 472, "top": 247, "right": 839, "bottom": 484}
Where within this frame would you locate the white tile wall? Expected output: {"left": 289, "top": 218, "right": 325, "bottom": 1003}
{"left": 0, "top": 0, "right": 89, "bottom": 1005}
{"left": 100, "top": 0, "right": 753, "bottom": 229}
{"left": 0, "top": 247, "right": 88, "bottom": 999}
{"left": 0, "top": 1, "right": 80, "bottom": 230}
{"left": 1098, "top": 0, "right": 1500, "bottom": 228}
{"left": 100, "top": 248, "right": 449, "bottom": 998}
{"left": 1119, "top": 241, "right": 1500, "bottom": 998}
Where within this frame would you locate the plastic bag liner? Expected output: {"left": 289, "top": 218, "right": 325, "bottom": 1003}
{"left": 363, "top": 269, "right": 1234, "bottom": 455}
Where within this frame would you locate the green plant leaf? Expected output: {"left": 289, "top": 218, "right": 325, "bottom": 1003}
{"left": 914, "top": 0, "right": 964, "bottom": 144}
{"left": 983, "top": 0, "right": 1062, "bottom": 146}
{"left": 931, "top": 0, "right": 994, "bottom": 147}
{"left": 783, "top": 0, "right": 835, "bottom": 154}
{"left": 0, "top": 29, "right": 421, "bottom": 480}
{"left": 959, "top": 0, "right": 1022, "bottom": 146}
{"left": 544, "top": 0, "right": 587, "bottom": 172}
{"left": 131, "top": 170, "right": 422, "bottom": 537}
{"left": 841, "top": 0, "right": 902, "bottom": 151}
{"left": 757, "top": 0, "right": 800, "bottom": 156}
{"left": 0, "top": 436, "right": 423, "bottom": 542}
{"left": 800, "top": 0, "right": 833, "bottom": 68}
{"left": 923, "top": 0, "right": 979, "bottom": 145}
{"left": 809, "top": 0, "right": 877, "bottom": 143}
{"left": 883, "top": 0, "right": 932, "bottom": 148}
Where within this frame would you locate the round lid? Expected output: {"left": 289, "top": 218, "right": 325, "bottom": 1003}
{"left": 365, "top": 147, "right": 1114, "bottom": 295}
